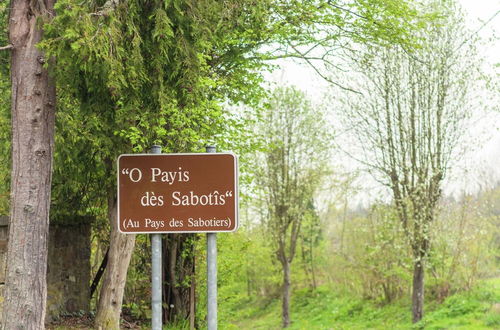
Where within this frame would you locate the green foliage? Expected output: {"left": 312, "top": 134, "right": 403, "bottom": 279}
{"left": 414, "top": 278, "right": 500, "bottom": 330}
{"left": 319, "top": 181, "right": 499, "bottom": 309}
{"left": 194, "top": 226, "right": 282, "bottom": 329}
{"left": 337, "top": 0, "right": 481, "bottom": 256}
{"left": 122, "top": 235, "right": 151, "bottom": 321}
{"left": 50, "top": 95, "right": 110, "bottom": 224}
{"left": 325, "top": 197, "right": 496, "bottom": 305}
{"left": 41, "top": 0, "right": 282, "bottom": 153}
{"left": 296, "top": 209, "right": 323, "bottom": 289}
{"left": 0, "top": 2, "right": 10, "bottom": 215}
{"left": 427, "top": 193, "right": 499, "bottom": 300}
{"left": 323, "top": 204, "right": 412, "bottom": 303}
{"left": 255, "top": 86, "right": 331, "bottom": 249}
{"left": 161, "top": 319, "right": 190, "bottom": 330}
{"left": 40, "top": 0, "right": 300, "bottom": 226}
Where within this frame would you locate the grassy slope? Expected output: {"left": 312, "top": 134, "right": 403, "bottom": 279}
{"left": 222, "top": 278, "right": 500, "bottom": 330}
{"left": 47, "top": 278, "right": 500, "bottom": 329}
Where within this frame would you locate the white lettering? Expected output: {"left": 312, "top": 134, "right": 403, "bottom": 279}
{"left": 129, "top": 168, "right": 142, "bottom": 182}
{"left": 172, "top": 191, "right": 181, "bottom": 206}
{"left": 145, "top": 218, "right": 165, "bottom": 229}
{"left": 149, "top": 168, "right": 190, "bottom": 184}
{"left": 151, "top": 168, "right": 161, "bottom": 182}
{"left": 169, "top": 218, "right": 183, "bottom": 227}
{"left": 187, "top": 217, "right": 231, "bottom": 228}
{"left": 171, "top": 190, "right": 231, "bottom": 206}
{"left": 141, "top": 192, "right": 164, "bottom": 207}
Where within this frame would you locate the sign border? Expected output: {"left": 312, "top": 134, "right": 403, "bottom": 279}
{"left": 117, "top": 152, "right": 239, "bottom": 234}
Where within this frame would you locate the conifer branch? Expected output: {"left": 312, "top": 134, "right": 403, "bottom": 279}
{"left": 90, "top": 0, "right": 120, "bottom": 17}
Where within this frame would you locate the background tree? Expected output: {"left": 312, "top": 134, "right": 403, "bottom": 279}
{"left": 428, "top": 192, "right": 498, "bottom": 299}
{"left": 298, "top": 203, "right": 322, "bottom": 290}
{"left": 336, "top": 0, "right": 481, "bottom": 322}
{"left": 256, "top": 86, "right": 330, "bottom": 327}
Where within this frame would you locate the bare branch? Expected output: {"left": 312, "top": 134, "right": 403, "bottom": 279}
{"left": 0, "top": 44, "right": 13, "bottom": 51}
{"left": 289, "top": 44, "right": 363, "bottom": 94}
{"left": 327, "top": 2, "right": 369, "bottom": 21}
{"left": 454, "top": 9, "right": 500, "bottom": 52}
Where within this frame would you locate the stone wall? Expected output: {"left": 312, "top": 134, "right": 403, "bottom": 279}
{"left": 46, "top": 223, "right": 91, "bottom": 321}
{"left": 0, "top": 216, "right": 90, "bottom": 322}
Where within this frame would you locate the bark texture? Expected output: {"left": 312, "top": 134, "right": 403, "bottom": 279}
{"left": 412, "top": 259, "right": 425, "bottom": 323}
{"left": 95, "top": 196, "right": 136, "bottom": 330}
{"left": 276, "top": 219, "right": 300, "bottom": 329}
{"left": 281, "top": 259, "right": 291, "bottom": 328}
{"left": 2, "top": 0, "right": 56, "bottom": 328}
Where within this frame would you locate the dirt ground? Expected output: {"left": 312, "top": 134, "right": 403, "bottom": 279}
{"left": 46, "top": 314, "right": 143, "bottom": 329}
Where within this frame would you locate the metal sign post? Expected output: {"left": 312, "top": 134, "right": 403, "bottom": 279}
{"left": 150, "top": 145, "right": 162, "bottom": 330}
{"left": 206, "top": 145, "right": 217, "bottom": 330}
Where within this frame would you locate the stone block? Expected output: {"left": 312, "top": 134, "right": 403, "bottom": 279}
{"left": 0, "top": 218, "right": 91, "bottom": 323}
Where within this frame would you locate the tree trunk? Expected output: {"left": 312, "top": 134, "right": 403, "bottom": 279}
{"left": 282, "top": 259, "right": 291, "bottom": 328}
{"left": 166, "top": 235, "right": 182, "bottom": 318}
{"left": 309, "top": 238, "right": 317, "bottom": 290}
{"left": 163, "top": 234, "right": 196, "bottom": 325}
{"left": 300, "top": 239, "right": 310, "bottom": 284}
{"left": 189, "top": 270, "right": 196, "bottom": 330}
{"left": 2, "top": 0, "right": 56, "bottom": 328}
{"left": 411, "top": 259, "right": 425, "bottom": 323}
{"left": 95, "top": 195, "right": 136, "bottom": 329}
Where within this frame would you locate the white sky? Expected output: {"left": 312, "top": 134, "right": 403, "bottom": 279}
{"left": 265, "top": 0, "right": 500, "bottom": 204}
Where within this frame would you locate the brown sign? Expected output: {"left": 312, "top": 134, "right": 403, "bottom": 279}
{"left": 117, "top": 153, "right": 238, "bottom": 233}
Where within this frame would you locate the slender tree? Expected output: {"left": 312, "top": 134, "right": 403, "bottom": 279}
{"left": 337, "top": 0, "right": 481, "bottom": 322}
{"left": 257, "top": 86, "right": 329, "bottom": 327}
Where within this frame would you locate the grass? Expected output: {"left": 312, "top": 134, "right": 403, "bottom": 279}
{"left": 48, "top": 278, "right": 499, "bottom": 329}
{"left": 224, "top": 278, "right": 500, "bottom": 329}
{"left": 415, "top": 278, "right": 500, "bottom": 330}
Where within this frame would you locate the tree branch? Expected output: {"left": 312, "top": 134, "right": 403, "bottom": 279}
{"left": 289, "top": 44, "right": 363, "bottom": 94}
{"left": 0, "top": 44, "right": 13, "bottom": 51}
{"left": 90, "top": 0, "right": 120, "bottom": 17}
